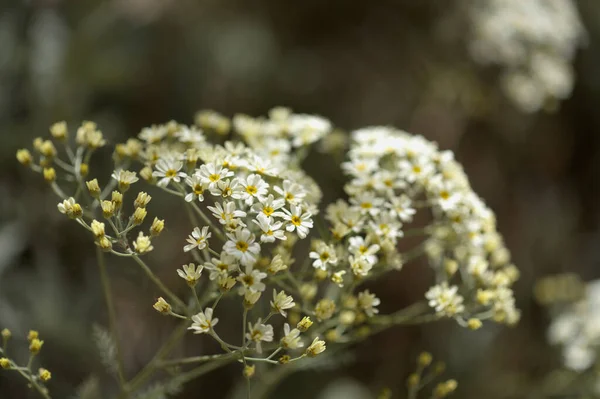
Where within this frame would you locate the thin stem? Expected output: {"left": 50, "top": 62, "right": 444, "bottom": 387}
{"left": 130, "top": 254, "right": 187, "bottom": 311}
{"left": 96, "top": 247, "right": 127, "bottom": 389}
{"left": 244, "top": 357, "right": 278, "bottom": 365}
{"left": 266, "top": 347, "right": 282, "bottom": 361}
{"left": 158, "top": 353, "right": 229, "bottom": 367}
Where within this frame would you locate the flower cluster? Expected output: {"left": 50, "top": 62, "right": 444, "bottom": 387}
{"left": 546, "top": 278, "right": 600, "bottom": 372}
{"left": 469, "top": 0, "right": 586, "bottom": 112}
{"left": 16, "top": 107, "right": 519, "bottom": 396}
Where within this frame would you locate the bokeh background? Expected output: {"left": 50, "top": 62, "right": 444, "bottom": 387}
{"left": 1, "top": 0, "right": 599, "bottom": 398}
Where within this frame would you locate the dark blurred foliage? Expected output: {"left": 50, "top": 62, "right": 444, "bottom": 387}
{"left": 1, "top": 0, "right": 600, "bottom": 398}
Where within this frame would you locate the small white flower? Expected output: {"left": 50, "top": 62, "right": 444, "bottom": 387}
{"left": 349, "top": 255, "right": 373, "bottom": 277}
{"left": 133, "top": 232, "right": 153, "bottom": 254}
{"left": 224, "top": 228, "right": 261, "bottom": 267}
{"left": 189, "top": 308, "right": 218, "bottom": 334}
{"left": 209, "top": 179, "right": 243, "bottom": 199}
{"left": 425, "top": 283, "right": 465, "bottom": 317}
{"left": 111, "top": 170, "right": 139, "bottom": 191}
{"left": 282, "top": 205, "right": 313, "bottom": 239}
{"left": 305, "top": 337, "right": 326, "bottom": 357}
{"left": 246, "top": 319, "right": 274, "bottom": 353}
{"left": 238, "top": 269, "right": 267, "bottom": 293}
{"left": 198, "top": 162, "right": 234, "bottom": 188}
{"left": 357, "top": 290, "right": 381, "bottom": 317}
{"left": 184, "top": 174, "right": 208, "bottom": 202}
{"left": 208, "top": 201, "right": 247, "bottom": 225}
{"left": 309, "top": 241, "right": 338, "bottom": 270}
{"left": 239, "top": 174, "right": 268, "bottom": 205}
{"left": 280, "top": 323, "right": 303, "bottom": 349}
{"left": 270, "top": 289, "right": 295, "bottom": 317}
{"left": 348, "top": 236, "right": 380, "bottom": 264}
{"left": 184, "top": 226, "right": 212, "bottom": 252}
{"left": 253, "top": 213, "right": 286, "bottom": 243}
{"left": 251, "top": 194, "right": 286, "bottom": 217}
{"left": 153, "top": 158, "right": 187, "bottom": 187}
{"left": 204, "top": 252, "right": 238, "bottom": 280}
{"left": 177, "top": 263, "right": 204, "bottom": 286}
{"left": 274, "top": 180, "right": 306, "bottom": 204}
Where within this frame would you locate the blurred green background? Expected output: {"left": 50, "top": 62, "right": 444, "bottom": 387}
{"left": 1, "top": 0, "right": 600, "bottom": 398}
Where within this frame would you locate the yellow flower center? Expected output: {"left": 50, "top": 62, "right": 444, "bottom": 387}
{"left": 193, "top": 184, "right": 204, "bottom": 195}
{"left": 291, "top": 216, "right": 302, "bottom": 226}
{"left": 263, "top": 206, "right": 274, "bottom": 216}
{"left": 209, "top": 173, "right": 220, "bottom": 182}
{"left": 236, "top": 241, "right": 249, "bottom": 252}
{"left": 246, "top": 186, "right": 258, "bottom": 195}
{"left": 166, "top": 169, "right": 177, "bottom": 178}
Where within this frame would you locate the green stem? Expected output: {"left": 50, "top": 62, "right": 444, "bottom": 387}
{"left": 96, "top": 247, "right": 127, "bottom": 389}
{"left": 130, "top": 254, "right": 187, "bottom": 311}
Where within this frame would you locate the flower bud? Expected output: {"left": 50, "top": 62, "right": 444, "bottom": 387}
{"left": 153, "top": 297, "right": 171, "bottom": 315}
{"left": 132, "top": 207, "right": 147, "bottom": 225}
{"left": 297, "top": 316, "right": 313, "bottom": 332}
{"left": 16, "top": 149, "right": 33, "bottom": 166}
{"left": 86, "top": 179, "right": 101, "bottom": 198}
{"left": 50, "top": 121, "right": 68, "bottom": 141}
{"left": 38, "top": 368, "right": 51, "bottom": 382}
{"left": 43, "top": 167, "right": 56, "bottom": 183}
{"left": 150, "top": 218, "right": 165, "bottom": 237}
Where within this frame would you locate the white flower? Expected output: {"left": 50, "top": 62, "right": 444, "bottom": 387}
{"left": 239, "top": 174, "right": 268, "bottom": 205}
{"left": 309, "top": 241, "right": 338, "bottom": 270}
{"left": 153, "top": 158, "right": 187, "bottom": 187}
{"left": 252, "top": 213, "right": 286, "bottom": 243}
{"left": 224, "top": 228, "right": 261, "bottom": 267}
{"left": 208, "top": 201, "right": 247, "bottom": 225}
{"left": 176, "top": 126, "right": 205, "bottom": 145}
{"left": 111, "top": 170, "right": 139, "bottom": 191}
{"left": 349, "top": 255, "right": 373, "bottom": 277}
{"left": 425, "top": 283, "right": 465, "bottom": 317}
{"left": 246, "top": 319, "right": 274, "bottom": 353}
{"left": 204, "top": 252, "right": 238, "bottom": 280}
{"left": 189, "top": 308, "right": 218, "bottom": 334}
{"left": 177, "top": 263, "right": 203, "bottom": 286}
{"left": 57, "top": 197, "right": 82, "bottom": 219}
{"left": 305, "top": 337, "right": 326, "bottom": 357}
{"left": 274, "top": 180, "right": 306, "bottom": 204}
{"left": 280, "top": 323, "right": 303, "bottom": 349}
{"left": 288, "top": 114, "right": 331, "bottom": 147}
{"left": 348, "top": 236, "right": 380, "bottom": 264}
{"left": 184, "top": 226, "right": 212, "bottom": 252}
{"left": 198, "top": 162, "right": 234, "bottom": 188}
{"left": 350, "top": 191, "right": 384, "bottom": 216}
{"left": 133, "top": 232, "right": 153, "bottom": 254}
{"left": 237, "top": 269, "right": 267, "bottom": 293}
{"left": 398, "top": 157, "right": 435, "bottom": 184}
{"left": 270, "top": 289, "right": 295, "bottom": 317}
{"left": 251, "top": 194, "right": 286, "bottom": 217}
{"left": 184, "top": 174, "right": 208, "bottom": 202}
{"left": 282, "top": 205, "right": 313, "bottom": 239}
{"left": 209, "top": 179, "right": 243, "bottom": 199}
{"left": 357, "top": 290, "right": 381, "bottom": 317}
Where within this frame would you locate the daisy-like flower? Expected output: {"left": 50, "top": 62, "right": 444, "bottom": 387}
{"left": 350, "top": 191, "right": 384, "bottom": 216}
{"left": 388, "top": 194, "right": 416, "bottom": 222}
{"left": 251, "top": 194, "right": 286, "bottom": 217}
{"left": 309, "top": 241, "right": 338, "bottom": 270}
{"left": 280, "top": 323, "right": 303, "bottom": 349}
{"left": 348, "top": 236, "right": 380, "bottom": 264}
{"left": 175, "top": 126, "right": 205, "bottom": 146}
{"left": 224, "top": 228, "right": 261, "bottom": 267}
{"left": 398, "top": 156, "right": 435, "bottom": 184}
{"left": 153, "top": 158, "right": 187, "bottom": 187}
{"left": 282, "top": 205, "right": 313, "bottom": 239}
{"left": 111, "top": 170, "right": 139, "bottom": 192}
{"left": 253, "top": 213, "right": 286, "bottom": 243}
{"left": 177, "top": 263, "right": 204, "bottom": 287}
{"left": 204, "top": 252, "right": 238, "bottom": 280}
{"left": 237, "top": 269, "right": 267, "bottom": 293}
{"left": 57, "top": 197, "right": 83, "bottom": 219}
{"left": 184, "top": 226, "right": 212, "bottom": 252}
{"left": 239, "top": 174, "right": 269, "bottom": 205}
{"left": 246, "top": 154, "right": 279, "bottom": 176}
{"left": 270, "top": 289, "right": 295, "bottom": 317}
{"left": 209, "top": 178, "right": 243, "bottom": 199}
{"left": 198, "top": 162, "right": 234, "bottom": 188}
{"left": 184, "top": 174, "right": 208, "bottom": 202}
{"left": 369, "top": 211, "right": 403, "bottom": 241}
{"left": 288, "top": 114, "right": 331, "bottom": 147}
{"left": 305, "top": 337, "right": 326, "bottom": 357}
{"left": 139, "top": 125, "right": 167, "bottom": 144}
{"left": 246, "top": 319, "right": 274, "bottom": 353}
{"left": 188, "top": 308, "right": 218, "bottom": 334}
{"left": 349, "top": 255, "right": 373, "bottom": 277}
{"left": 207, "top": 201, "right": 247, "bottom": 225}
{"left": 134, "top": 232, "right": 154, "bottom": 254}
{"left": 274, "top": 180, "right": 306, "bottom": 204}
{"left": 425, "top": 283, "right": 465, "bottom": 317}
{"left": 357, "top": 290, "right": 381, "bottom": 317}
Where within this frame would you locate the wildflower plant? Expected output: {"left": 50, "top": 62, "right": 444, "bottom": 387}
{"left": 13, "top": 107, "right": 519, "bottom": 397}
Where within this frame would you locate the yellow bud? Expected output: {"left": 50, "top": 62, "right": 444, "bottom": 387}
{"left": 29, "top": 338, "right": 44, "bottom": 355}
{"left": 339, "top": 310, "right": 356, "bottom": 326}
{"left": 407, "top": 373, "right": 420, "bottom": 388}
{"left": 134, "top": 192, "right": 152, "bottom": 208}
{"left": 43, "top": 167, "right": 56, "bottom": 183}
{"left": 33, "top": 137, "right": 43, "bottom": 152}
{"left": 314, "top": 268, "right": 328, "bottom": 281}
{"left": 444, "top": 259, "right": 458, "bottom": 276}
{"left": 297, "top": 316, "right": 313, "bottom": 332}
{"left": 80, "top": 163, "right": 89, "bottom": 177}
{"left": 111, "top": 191, "right": 123, "bottom": 210}
{"left": 97, "top": 236, "right": 112, "bottom": 252}
{"left": 314, "top": 298, "right": 336, "bottom": 321}
{"left": 150, "top": 218, "right": 165, "bottom": 237}
{"left": 153, "top": 297, "right": 171, "bottom": 315}
{"left": 476, "top": 289, "right": 494, "bottom": 306}
{"left": 101, "top": 200, "right": 115, "bottom": 219}
{"left": 278, "top": 355, "right": 291, "bottom": 364}
{"left": 16, "top": 149, "right": 33, "bottom": 166}
{"left": 132, "top": 207, "right": 147, "bottom": 225}
{"left": 418, "top": 352, "right": 433, "bottom": 367}
{"left": 140, "top": 166, "right": 155, "bottom": 184}
{"left": 50, "top": 121, "right": 68, "bottom": 140}
{"left": 39, "top": 140, "right": 57, "bottom": 158}
{"left": 243, "top": 364, "right": 256, "bottom": 378}
{"left": 1, "top": 328, "right": 11, "bottom": 341}
{"left": 91, "top": 220, "right": 106, "bottom": 238}
{"left": 38, "top": 368, "right": 51, "bottom": 382}
{"left": 28, "top": 330, "right": 39, "bottom": 342}
{"left": 86, "top": 179, "right": 101, "bottom": 198}
{"left": 0, "top": 358, "right": 10, "bottom": 369}
{"left": 467, "top": 318, "right": 482, "bottom": 330}
{"left": 325, "top": 329, "right": 339, "bottom": 343}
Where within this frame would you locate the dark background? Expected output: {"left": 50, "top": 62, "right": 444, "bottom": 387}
{"left": 1, "top": 1, "right": 599, "bottom": 398}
